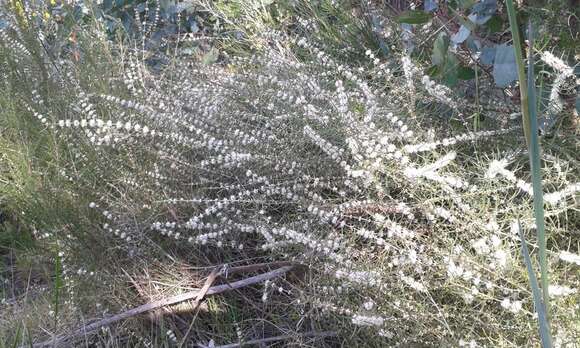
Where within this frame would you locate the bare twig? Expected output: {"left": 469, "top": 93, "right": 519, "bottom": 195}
{"left": 197, "top": 331, "right": 338, "bottom": 348}
{"left": 33, "top": 266, "right": 294, "bottom": 348}
{"left": 178, "top": 267, "right": 221, "bottom": 346}
{"left": 124, "top": 268, "right": 189, "bottom": 327}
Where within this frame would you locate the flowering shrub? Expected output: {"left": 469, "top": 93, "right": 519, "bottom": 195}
{"left": 0, "top": 1, "right": 579, "bottom": 346}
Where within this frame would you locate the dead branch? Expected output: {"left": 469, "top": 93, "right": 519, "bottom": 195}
{"left": 33, "top": 266, "right": 294, "bottom": 348}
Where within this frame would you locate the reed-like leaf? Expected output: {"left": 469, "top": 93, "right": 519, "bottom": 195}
{"left": 517, "top": 221, "right": 553, "bottom": 347}
{"left": 526, "top": 20, "right": 550, "bottom": 317}
{"left": 53, "top": 248, "right": 62, "bottom": 331}
{"left": 505, "top": 0, "right": 531, "bottom": 146}
{"left": 506, "top": 2, "right": 552, "bottom": 344}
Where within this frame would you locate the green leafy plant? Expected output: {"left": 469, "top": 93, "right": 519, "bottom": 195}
{"left": 396, "top": 10, "right": 433, "bottom": 24}
{"left": 506, "top": 0, "right": 552, "bottom": 345}
{"left": 517, "top": 221, "right": 552, "bottom": 347}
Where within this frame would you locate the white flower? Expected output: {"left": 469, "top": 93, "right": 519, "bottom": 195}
{"left": 472, "top": 238, "right": 490, "bottom": 255}
{"left": 559, "top": 251, "right": 580, "bottom": 266}
{"left": 510, "top": 300, "right": 522, "bottom": 313}
{"left": 485, "top": 159, "right": 509, "bottom": 178}
{"left": 510, "top": 221, "right": 521, "bottom": 235}
{"left": 363, "top": 300, "right": 375, "bottom": 310}
{"left": 540, "top": 51, "right": 573, "bottom": 74}
{"left": 447, "top": 260, "right": 464, "bottom": 278}
{"left": 549, "top": 285, "right": 577, "bottom": 297}
{"left": 351, "top": 314, "right": 384, "bottom": 327}
{"left": 493, "top": 249, "right": 508, "bottom": 269}
{"left": 490, "top": 235, "right": 501, "bottom": 248}
{"left": 501, "top": 298, "right": 522, "bottom": 313}
{"left": 544, "top": 183, "right": 580, "bottom": 205}
{"left": 485, "top": 220, "right": 500, "bottom": 232}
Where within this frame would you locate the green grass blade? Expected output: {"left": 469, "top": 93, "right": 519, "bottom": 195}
{"left": 517, "top": 221, "right": 553, "bottom": 347}
{"left": 505, "top": 0, "right": 531, "bottom": 146}
{"left": 10, "top": 324, "right": 22, "bottom": 348}
{"left": 53, "top": 248, "right": 62, "bottom": 331}
{"left": 525, "top": 20, "right": 550, "bottom": 321}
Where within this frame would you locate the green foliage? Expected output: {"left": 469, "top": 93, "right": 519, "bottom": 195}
{"left": 517, "top": 221, "right": 553, "bottom": 347}
{"left": 525, "top": 20, "right": 551, "bottom": 330}
{"left": 429, "top": 32, "right": 461, "bottom": 86}
{"left": 396, "top": 10, "right": 433, "bottom": 24}
{"left": 492, "top": 43, "right": 518, "bottom": 87}
{"left": 405, "top": 0, "right": 578, "bottom": 89}
{"left": 0, "top": 219, "right": 35, "bottom": 251}
{"left": 506, "top": 1, "right": 553, "bottom": 344}
{"left": 431, "top": 32, "right": 449, "bottom": 66}
{"left": 505, "top": 0, "right": 531, "bottom": 146}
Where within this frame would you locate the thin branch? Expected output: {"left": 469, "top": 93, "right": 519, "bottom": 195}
{"left": 33, "top": 266, "right": 294, "bottom": 348}
{"left": 179, "top": 267, "right": 221, "bottom": 346}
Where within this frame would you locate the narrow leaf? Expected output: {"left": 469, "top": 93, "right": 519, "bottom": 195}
{"left": 505, "top": 0, "right": 531, "bottom": 145}
{"left": 492, "top": 44, "right": 518, "bottom": 87}
{"left": 424, "top": 0, "right": 438, "bottom": 12}
{"left": 396, "top": 10, "right": 433, "bottom": 24}
{"left": 516, "top": 222, "right": 553, "bottom": 347}
{"left": 526, "top": 20, "right": 550, "bottom": 324}
{"left": 432, "top": 32, "right": 450, "bottom": 66}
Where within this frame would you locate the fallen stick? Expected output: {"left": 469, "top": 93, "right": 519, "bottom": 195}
{"left": 178, "top": 267, "right": 221, "bottom": 344}
{"left": 34, "top": 266, "right": 294, "bottom": 347}
{"left": 199, "top": 331, "right": 338, "bottom": 348}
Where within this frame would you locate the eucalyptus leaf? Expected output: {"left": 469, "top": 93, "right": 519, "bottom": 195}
{"left": 443, "top": 52, "right": 460, "bottom": 86}
{"left": 468, "top": 11, "right": 491, "bottom": 26}
{"left": 424, "top": 0, "right": 438, "bottom": 12}
{"left": 493, "top": 44, "right": 518, "bottom": 87}
{"left": 472, "top": 0, "right": 497, "bottom": 20}
{"left": 396, "top": 10, "right": 433, "bottom": 25}
{"left": 451, "top": 25, "right": 471, "bottom": 44}
{"left": 432, "top": 32, "right": 450, "bottom": 66}
{"left": 481, "top": 46, "right": 496, "bottom": 65}
{"left": 466, "top": 36, "right": 481, "bottom": 53}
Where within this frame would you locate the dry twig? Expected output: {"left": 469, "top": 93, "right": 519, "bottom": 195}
{"left": 33, "top": 266, "right": 294, "bottom": 348}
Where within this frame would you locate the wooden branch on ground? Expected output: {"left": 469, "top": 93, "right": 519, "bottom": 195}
{"left": 178, "top": 267, "right": 221, "bottom": 344}
{"left": 33, "top": 266, "right": 294, "bottom": 348}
